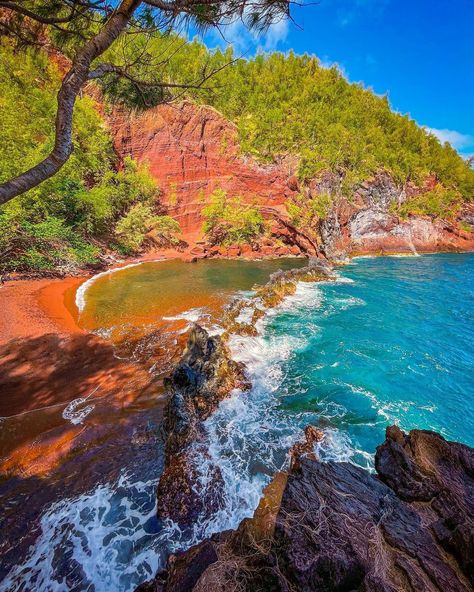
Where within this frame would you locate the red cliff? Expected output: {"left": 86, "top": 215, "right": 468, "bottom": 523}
{"left": 110, "top": 102, "right": 474, "bottom": 257}
{"left": 111, "top": 102, "right": 296, "bottom": 242}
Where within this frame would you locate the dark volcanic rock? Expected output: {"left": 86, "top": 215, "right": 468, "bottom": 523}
{"left": 157, "top": 325, "right": 249, "bottom": 526}
{"left": 136, "top": 540, "right": 219, "bottom": 592}
{"left": 146, "top": 426, "right": 474, "bottom": 591}
{"left": 376, "top": 425, "right": 474, "bottom": 581}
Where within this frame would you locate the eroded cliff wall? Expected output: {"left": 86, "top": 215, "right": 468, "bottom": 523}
{"left": 110, "top": 102, "right": 474, "bottom": 257}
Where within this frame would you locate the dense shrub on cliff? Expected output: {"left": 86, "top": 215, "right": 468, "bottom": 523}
{"left": 390, "top": 185, "right": 463, "bottom": 220}
{"left": 101, "top": 33, "right": 474, "bottom": 208}
{"left": 287, "top": 192, "right": 333, "bottom": 228}
{"left": 212, "top": 52, "right": 474, "bottom": 201}
{"left": 115, "top": 204, "right": 180, "bottom": 252}
{"left": 202, "top": 189, "right": 265, "bottom": 245}
{"left": 0, "top": 43, "right": 179, "bottom": 272}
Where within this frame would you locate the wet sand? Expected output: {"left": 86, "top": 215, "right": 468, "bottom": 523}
{"left": 0, "top": 271, "right": 168, "bottom": 479}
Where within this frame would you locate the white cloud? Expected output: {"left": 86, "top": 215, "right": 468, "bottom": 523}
{"left": 425, "top": 127, "right": 474, "bottom": 150}
{"left": 206, "top": 12, "right": 289, "bottom": 54}
{"left": 261, "top": 18, "right": 289, "bottom": 51}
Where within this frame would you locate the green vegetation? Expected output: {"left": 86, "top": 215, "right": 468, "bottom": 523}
{"left": 99, "top": 33, "right": 474, "bottom": 206}
{"left": 0, "top": 42, "right": 180, "bottom": 273}
{"left": 115, "top": 204, "right": 180, "bottom": 252}
{"left": 0, "top": 215, "right": 99, "bottom": 272}
{"left": 202, "top": 189, "right": 265, "bottom": 245}
{"left": 1, "top": 28, "right": 472, "bottom": 273}
{"left": 287, "top": 192, "right": 333, "bottom": 227}
{"left": 393, "top": 186, "right": 463, "bottom": 220}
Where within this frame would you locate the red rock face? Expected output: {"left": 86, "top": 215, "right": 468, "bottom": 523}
{"left": 111, "top": 102, "right": 296, "bottom": 241}
{"left": 110, "top": 102, "right": 474, "bottom": 256}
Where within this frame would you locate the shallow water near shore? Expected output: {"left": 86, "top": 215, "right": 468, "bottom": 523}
{"left": 1, "top": 253, "right": 473, "bottom": 591}
{"left": 76, "top": 258, "right": 307, "bottom": 337}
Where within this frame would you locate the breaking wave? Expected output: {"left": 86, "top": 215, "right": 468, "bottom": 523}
{"left": 5, "top": 254, "right": 474, "bottom": 591}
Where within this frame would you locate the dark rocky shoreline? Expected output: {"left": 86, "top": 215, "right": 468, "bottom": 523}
{"left": 156, "top": 259, "right": 335, "bottom": 527}
{"left": 157, "top": 324, "right": 250, "bottom": 526}
{"left": 141, "top": 426, "right": 474, "bottom": 592}
{"left": 142, "top": 259, "right": 474, "bottom": 591}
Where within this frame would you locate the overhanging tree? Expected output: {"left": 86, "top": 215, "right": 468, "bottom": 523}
{"left": 0, "top": 0, "right": 292, "bottom": 204}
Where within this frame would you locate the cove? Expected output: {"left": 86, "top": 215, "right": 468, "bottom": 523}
{"left": 2, "top": 253, "right": 473, "bottom": 592}
{"left": 77, "top": 258, "right": 307, "bottom": 336}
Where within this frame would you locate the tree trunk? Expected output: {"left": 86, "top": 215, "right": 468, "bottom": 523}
{"left": 0, "top": 0, "right": 142, "bottom": 205}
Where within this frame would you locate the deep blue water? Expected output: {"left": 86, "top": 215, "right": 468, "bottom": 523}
{"left": 267, "top": 253, "right": 474, "bottom": 456}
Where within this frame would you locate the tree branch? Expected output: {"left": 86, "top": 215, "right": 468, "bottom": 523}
{"left": 0, "top": 1, "right": 78, "bottom": 24}
{"left": 0, "top": 0, "right": 292, "bottom": 204}
{"left": 0, "top": 0, "right": 143, "bottom": 205}
{"left": 88, "top": 61, "right": 214, "bottom": 89}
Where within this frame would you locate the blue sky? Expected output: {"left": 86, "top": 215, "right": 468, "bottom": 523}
{"left": 202, "top": 0, "right": 474, "bottom": 159}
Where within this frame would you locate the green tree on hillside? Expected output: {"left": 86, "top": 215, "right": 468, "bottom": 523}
{"left": 0, "top": 43, "right": 180, "bottom": 272}
{"left": 202, "top": 189, "right": 265, "bottom": 245}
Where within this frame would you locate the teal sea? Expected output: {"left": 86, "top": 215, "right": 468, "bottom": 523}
{"left": 3, "top": 253, "right": 473, "bottom": 592}
{"left": 249, "top": 253, "right": 474, "bottom": 462}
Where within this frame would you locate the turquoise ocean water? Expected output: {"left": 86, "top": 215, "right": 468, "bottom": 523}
{"left": 4, "top": 253, "right": 473, "bottom": 592}
{"left": 259, "top": 253, "right": 474, "bottom": 458}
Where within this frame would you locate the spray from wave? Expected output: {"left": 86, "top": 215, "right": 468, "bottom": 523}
{"left": 5, "top": 268, "right": 368, "bottom": 592}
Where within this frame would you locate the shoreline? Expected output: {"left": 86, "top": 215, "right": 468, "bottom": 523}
{"left": 0, "top": 276, "right": 85, "bottom": 345}
{"left": 0, "top": 246, "right": 199, "bottom": 344}
{"left": 2, "top": 247, "right": 473, "bottom": 345}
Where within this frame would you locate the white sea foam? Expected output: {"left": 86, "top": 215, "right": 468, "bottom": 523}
{"left": 62, "top": 396, "right": 95, "bottom": 425}
{"left": 206, "top": 324, "right": 226, "bottom": 336}
{"left": 162, "top": 307, "right": 210, "bottom": 324}
{"left": 1, "top": 471, "right": 164, "bottom": 592}
{"left": 234, "top": 305, "right": 254, "bottom": 324}
{"left": 351, "top": 255, "right": 377, "bottom": 260}
{"left": 333, "top": 272, "right": 355, "bottom": 284}
{"left": 62, "top": 385, "right": 101, "bottom": 425}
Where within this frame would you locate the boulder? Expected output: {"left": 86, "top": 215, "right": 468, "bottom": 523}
{"left": 146, "top": 426, "right": 474, "bottom": 591}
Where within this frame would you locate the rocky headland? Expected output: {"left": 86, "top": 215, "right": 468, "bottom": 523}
{"left": 156, "top": 259, "right": 334, "bottom": 526}
{"left": 157, "top": 324, "right": 250, "bottom": 526}
{"left": 138, "top": 259, "right": 474, "bottom": 592}
{"left": 141, "top": 424, "right": 474, "bottom": 592}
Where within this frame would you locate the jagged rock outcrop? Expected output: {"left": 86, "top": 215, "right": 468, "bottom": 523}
{"left": 157, "top": 325, "right": 249, "bottom": 526}
{"left": 144, "top": 426, "right": 474, "bottom": 592}
{"left": 254, "top": 258, "right": 334, "bottom": 307}
{"left": 222, "top": 259, "right": 334, "bottom": 336}
{"left": 318, "top": 172, "right": 474, "bottom": 257}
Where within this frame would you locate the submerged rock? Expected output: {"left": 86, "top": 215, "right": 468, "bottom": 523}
{"left": 220, "top": 259, "right": 334, "bottom": 337}
{"left": 256, "top": 258, "right": 333, "bottom": 308}
{"left": 146, "top": 426, "right": 474, "bottom": 591}
{"left": 157, "top": 325, "right": 249, "bottom": 526}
